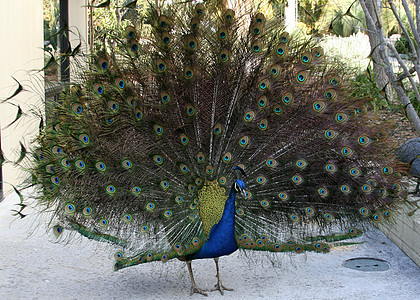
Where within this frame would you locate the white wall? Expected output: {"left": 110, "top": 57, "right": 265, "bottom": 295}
{"left": 0, "top": 0, "right": 44, "bottom": 197}
{"left": 0, "top": 0, "right": 88, "bottom": 198}
{"left": 69, "top": 0, "right": 88, "bottom": 65}
{"left": 285, "top": 0, "right": 297, "bottom": 32}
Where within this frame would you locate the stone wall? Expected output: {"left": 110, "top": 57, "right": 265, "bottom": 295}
{"left": 380, "top": 200, "right": 420, "bottom": 267}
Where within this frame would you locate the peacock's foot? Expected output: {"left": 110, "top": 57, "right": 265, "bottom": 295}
{"left": 205, "top": 280, "right": 233, "bottom": 296}
{"left": 190, "top": 285, "right": 208, "bottom": 297}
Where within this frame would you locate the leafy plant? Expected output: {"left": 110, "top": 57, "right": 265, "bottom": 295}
{"left": 350, "top": 66, "right": 395, "bottom": 110}
{"left": 395, "top": 32, "right": 417, "bottom": 55}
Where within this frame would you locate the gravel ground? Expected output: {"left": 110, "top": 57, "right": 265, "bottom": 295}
{"left": 0, "top": 190, "right": 419, "bottom": 300}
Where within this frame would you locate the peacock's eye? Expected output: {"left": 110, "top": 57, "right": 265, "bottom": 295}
{"left": 234, "top": 182, "right": 239, "bottom": 192}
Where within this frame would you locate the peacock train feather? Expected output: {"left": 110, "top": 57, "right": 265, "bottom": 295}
{"left": 27, "top": 2, "right": 406, "bottom": 296}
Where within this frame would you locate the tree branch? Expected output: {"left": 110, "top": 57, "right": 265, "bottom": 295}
{"left": 387, "top": 42, "right": 420, "bottom": 103}
{"left": 388, "top": 0, "right": 418, "bottom": 59}
{"left": 401, "top": 0, "right": 420, "bottom": 44}
{"left": 416, "top": 0, "right": 420, "bottom": 38}
{"left": 360, "top": 0, "right": 420, "bottom": 135}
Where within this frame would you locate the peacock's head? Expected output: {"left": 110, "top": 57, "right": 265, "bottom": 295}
{"left": 233, "top": 165, "right": 247, "bottom": 197}
{"left": 233, "top": 179, "right": 246, "bottom": 197}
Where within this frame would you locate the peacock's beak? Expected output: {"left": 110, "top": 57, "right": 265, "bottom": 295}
{"left": 240, "top": 189, "right": 247, "bottom": 198}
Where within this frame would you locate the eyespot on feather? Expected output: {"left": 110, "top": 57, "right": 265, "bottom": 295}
{"left": 258, "top": 79, "right": 270, "bottom": 91}
{"left": 239, "top": 136, "right": 250, "bottom": 148}
{"left": 180, "top": 134, "right": 189, "bottom": 145}
{"left": 194, "top": 3, "right": 205, "bottom": 17}
{"left": 279, "top": 192, "right": 289, "bottom": 201}
{"left": 251, "top": 23, "right": 264, "bottom": 36}
{"left": 296, "top": 71, "right": 308, "bottom": 83}
{"left": 244, "top": 110, "right": 255, "bottom": 122}
{"left": 196, "top": 152, "right": 205, "bottom": 163}
{"left": 98, "top": 58, "right": 109, "bottom": 71}
{"left": 254, "top": 12, "right": 266, "bottom": 24}
{"left": 186, "top": 104, "right": 196, "bottom": 117}
{"left": 313, "top": 100, "right": 326, "bottom": 112}
{"left": 134, "top": 109, "right": 143, "bottom": 121}
{"left": 292, "top": 174, "right": 303, "bottom": 185}
{"left": 273, "top": 104, "right": 282, "bottom": 115}
{"left": 205, "top": 165, "right": 214, "bottom": 175}
{"left": 126, "top": 96, "right": 136, "bottom": 107}
{"left": 275, "top": 44, "right": 288, "bottom": 57}
{"left": 280, "top": 32, "right": 290, "bottom": 43}
{"left": 158, "top": 15, "right": 172, "bottom": 30}
{"left": 312, "top": 46, "right": 324, "bottom": 59}
{"left": 218, "top": 27, "right": 229, "bottom": 40}
{"left": 269, "top": 64, "right": 281, "bottom": 77}
{"left": 222, "top": 152, "right": 232, "bottom": 163}
{"left": 71, "top": 85, "right": 82, "bottom": 97}
{"left": 126, "top": 26, "right": 136, "bottom": 38}
{"left": 53, "top": 225, "right": 63, "bottom": 236}
{"left": 183, "top": 66, "right": 195, "bottom": 79}
{"left": 162, "top": 32, "right": 172, "bottom": 45}
{"left": 95, "top": 161, "right": 107, "bottom": 172}
{"left": 71, "top": 103, "right": 84, "bottom": 116}
{"left": 213, "top": 123, "right": 223, "bottom": 135}
{"left": 251, "top": 40, "right": 263, "bottom": 54}
{"left": 325, "top": 163, "right": 337, "bottom": 174}
{"left": 265, "top": 158, "right": 277, "bottom": 168}
{"left": 93, "top": 84, "right": 104, "bottom": 95}
{"left": 327, "top": 75, "right": 342, "bottom": 87}
{"left": 160, "top": 91, "right": 170, "bottom": 104}
{"left": 324, "top": 129, "right": 337, "bottom": 140}
{"left": 185, "top": 35, "right": 198, "bottom": 51}
{"left": 130, "top": 39, "right": 139, "bottom": 52}
{"left": 224, "top": 9, "right": 235, "bottom": 22}
{"left": 219, "top": 49, "right": 230, "bottom": 63}
{"left": 52, "top": 146, "right": 63, "bottom": 156}
{"left": 301, "top": 51, "right": 312, "bottom": 64}
{"left": 324, "top": 89, "right": 337, "bottom": 100}
{"left": 131, "top": 186, "right": 141, "bottom": 196}
{"left": 258, "top": 119, "right": 268, "bottom": 130}
{"left": 108, "top": 101, "right": 119, "bottom": 112}
{"left": 156, "top": 58, "right": 167, "bottom": 73}
{"left": 190, "top": 17, "right": 200, "bottom": 30}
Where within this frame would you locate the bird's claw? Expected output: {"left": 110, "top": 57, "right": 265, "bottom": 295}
{"left": 205, "top": 281, "right": 233, "bottom": 295}
{"left": 190, "top": 286, "right": 208, "bottom": 297}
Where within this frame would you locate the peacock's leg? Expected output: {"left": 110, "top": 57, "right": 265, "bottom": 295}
{"left": 187, "top": 260, "right": 208, "bottom": 296}
{"left": 206, "top": 257, "right": 233, "bottom": 295}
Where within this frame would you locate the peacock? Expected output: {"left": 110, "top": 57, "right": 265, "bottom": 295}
{"left": 25, "top": 2, "right": 407, "bottom": 296}
{"left": 397, "top": 137, "right": 420, "bottom": 195}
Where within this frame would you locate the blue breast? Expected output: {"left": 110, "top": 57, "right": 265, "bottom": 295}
{"left": 194, "top": 188, "right": 238, "bottom": 259}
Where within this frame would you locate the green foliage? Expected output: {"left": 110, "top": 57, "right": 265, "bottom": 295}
{"left": 91, "top": 0, "right": 149, "bottom": 50}
{"left": 381, "top": 1, "right": 414, "bottom": 37}
{"left": 350, "top": 66, "right": 392, "bottom": 110}
{"left": 407, "top": 85, "right": 420, "bottom": 114}
{"left": 43, "top": 0, "right": 59, "bottom": 50}
{"left": 323, "top": 0, "right": 365, "bottom": 37}
{"left": 298, "top": 0, "right": 328, "bottom": 34}
{"left": 395, "top": 33, "right": 417, "bottom": 55}
{"left": 43, "top": 0, "right": 59, "bottom": 81}
{"left": 302, "top": 0, "right": 411, "bottom": 38}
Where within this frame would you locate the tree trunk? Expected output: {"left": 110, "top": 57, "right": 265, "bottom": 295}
{"left": 362, "top": 0, "right": 394, "bottom": 102}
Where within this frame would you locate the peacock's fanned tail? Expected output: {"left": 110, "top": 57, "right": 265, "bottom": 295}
{"left": 30, "top": 3, "right": 405, "bottom": 268}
